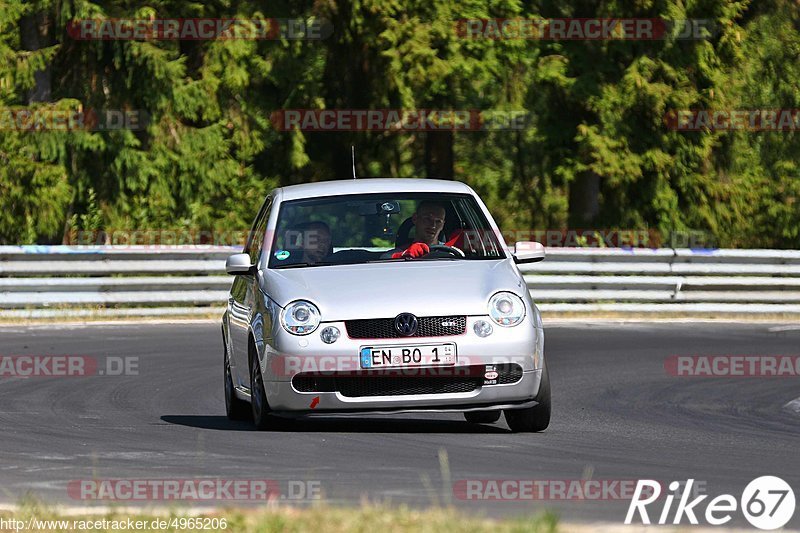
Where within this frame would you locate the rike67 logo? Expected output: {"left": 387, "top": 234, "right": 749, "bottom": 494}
{"left": 625, "top": 477, "right": 795, "bottom": 530}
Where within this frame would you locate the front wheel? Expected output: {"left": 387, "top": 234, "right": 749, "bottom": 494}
{"left": 504, "top": 362, "right": 551, "bottom": 433}
{"left": 250, "top": 349, "right": 273, "bottom": 430}
{"left": 224, "top": 332, "right": 251, "bottom": 421}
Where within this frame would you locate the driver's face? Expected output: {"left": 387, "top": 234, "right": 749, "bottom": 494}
{"left": 303, "top": 227, "right": 331, "bottom": 262}
{"left": 413, "top": 205, "right": 445, "bottom": 245}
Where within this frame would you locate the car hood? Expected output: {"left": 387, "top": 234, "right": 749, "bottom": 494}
{"left": 262, "top": 259, "right": 525, "bottom": 320}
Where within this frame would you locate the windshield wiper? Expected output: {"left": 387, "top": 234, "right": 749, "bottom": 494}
{"left": 272, "top": 261, "right": 335, "bottom": 269}
{"left": 365, "top": 255, "right": 454, "bottom": 263}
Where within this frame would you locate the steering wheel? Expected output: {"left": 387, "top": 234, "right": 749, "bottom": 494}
{"left": 428, "top": 244, "right": 465, "bottom": 258}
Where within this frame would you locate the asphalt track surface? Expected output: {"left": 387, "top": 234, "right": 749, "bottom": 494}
{"left": 0, "top": 321, "right": 798, "bottom": 528}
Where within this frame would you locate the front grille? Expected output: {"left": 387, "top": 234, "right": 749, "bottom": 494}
{"left": 345, "top": 315, "right": 466, "bottom": 339}
{"left": 293, "top": 374, "right": 481, "bottom": 397}
{"left": 337, "top": 376, "right": 479, "bottom": 397}
{"left": 291, "top": 363, "right": 524, "bottom": 397}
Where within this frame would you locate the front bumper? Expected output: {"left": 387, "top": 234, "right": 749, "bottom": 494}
{"left": 265, "top": 368, "right": 542, "bottom": 412}
{"left": 260, "top": 315, "right": 544, "bottom": 412}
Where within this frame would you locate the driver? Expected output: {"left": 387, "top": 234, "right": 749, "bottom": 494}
{"left": 390, "top": 201, "right": 450, "bottom": 258}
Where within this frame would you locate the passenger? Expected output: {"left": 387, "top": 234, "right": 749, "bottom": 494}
{"left": 284, "top": 221, "right": 333, "bottom": 264}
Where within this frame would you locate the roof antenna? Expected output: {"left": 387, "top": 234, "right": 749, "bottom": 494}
{"left": 351, "top": 145, "right": 357, "bottom": 179}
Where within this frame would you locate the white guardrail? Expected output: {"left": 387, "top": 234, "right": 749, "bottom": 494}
{"left": 1, "top": 245, "right": 800, "bottom": 317}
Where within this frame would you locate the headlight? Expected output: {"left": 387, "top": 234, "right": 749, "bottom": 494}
{"left": 488, "top": 292, "right": 526, "bottom": 327}
{"left": 281, "top": 300, "right": 321, "bottom": 335}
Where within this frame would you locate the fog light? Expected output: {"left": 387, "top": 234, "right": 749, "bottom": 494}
{"left": 320, "top": 326, "right": 340, "bottom": 344}
{"left": 473, "top": 320, "right": 493, "bottom": 338}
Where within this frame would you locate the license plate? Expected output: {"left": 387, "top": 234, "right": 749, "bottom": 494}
{"left": 360, "top": 344, "right": 456, "bottom": 369}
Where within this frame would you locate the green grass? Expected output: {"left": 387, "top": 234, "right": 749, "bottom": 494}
{"left": 0, "top": 502, "right": 559, "bottom": 533}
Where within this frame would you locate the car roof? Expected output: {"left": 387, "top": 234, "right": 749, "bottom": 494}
{"left": 276, "top": 178, "right": 473, "bottom": 201}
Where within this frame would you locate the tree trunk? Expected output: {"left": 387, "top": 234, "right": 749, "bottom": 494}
{"left": 19, "top": 11, "right": 53, "bottom": 103}
{"left": 568, "top": 171, "right": 600, "bottom": 226}
{"left": 424, "top": 130, "right": 454, "bottom": 179}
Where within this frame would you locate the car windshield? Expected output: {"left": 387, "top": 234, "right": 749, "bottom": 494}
{"left": 268, "top": 193, "right": 506, "bottom": 268}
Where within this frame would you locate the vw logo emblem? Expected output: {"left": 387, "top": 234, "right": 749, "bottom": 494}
{"left": 394, "top": 313, "right": 418, "bottom": 336}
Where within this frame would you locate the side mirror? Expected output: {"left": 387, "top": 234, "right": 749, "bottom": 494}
{"left": 512, "top": 241, "right": 545, "bottom": 264}
{"left": 226, "top": 253, "right": 254, "bottom": 275}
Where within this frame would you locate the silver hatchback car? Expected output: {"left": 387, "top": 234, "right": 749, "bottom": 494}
{"left": 221, "top": 178, "right": 550, "bottom": 432}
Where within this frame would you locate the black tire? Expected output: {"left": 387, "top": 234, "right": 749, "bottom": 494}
{"left": 223, "top": 330, "right": 251, "bottom": 421}
{"left": 504, "top": 362, "right": 551, "bottom": 433}
{"left": 464, "top": 411, "right": 502, "bottom": 424}
{"left": 249, "top": 346, "right": 273, "bottom": 430}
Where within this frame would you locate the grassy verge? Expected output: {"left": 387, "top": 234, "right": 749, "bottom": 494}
{"left": 0, "top": 503, "right": 559, "bottom": 533}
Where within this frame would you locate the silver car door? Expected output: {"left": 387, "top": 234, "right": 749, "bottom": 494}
{"left": 228, "top": 196, "right": 272, "bottom": 389}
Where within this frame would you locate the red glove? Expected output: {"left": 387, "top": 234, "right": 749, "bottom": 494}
{"left": 391, "top": 242, "right": 430, "bottom": 259}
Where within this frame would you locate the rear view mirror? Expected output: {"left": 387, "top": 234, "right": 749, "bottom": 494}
{"left": 512, "top": 241, "right": 545, "bottom": 264}
{"left": 358, "top": 201, "right": 400, "bottom": 215}
{"left": 226, "top": 253, "right": 254, "bottom": 275}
